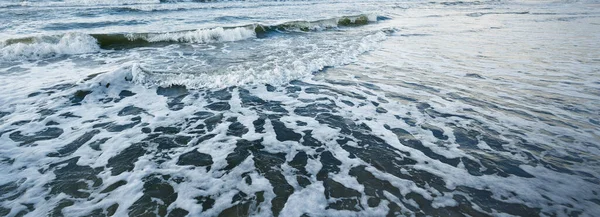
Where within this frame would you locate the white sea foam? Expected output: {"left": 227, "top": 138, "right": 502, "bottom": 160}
{"left": 126, "top": 30, "right": 387, "bottom": 89}
{"left": 366, "top": 14, "right": 378, "bottom": 22}
{"left": 0, "top": 33, "right": 100, "bottom": 60}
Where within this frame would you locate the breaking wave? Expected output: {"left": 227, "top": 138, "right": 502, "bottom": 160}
{"left": 93, "top": 26, "right": 256, "bottom": 49}
{"left": 1, "top": 14, "right": 381, "bottom": 56}
{"left": 0, "top": 33, "right": 100, "bottom": 60}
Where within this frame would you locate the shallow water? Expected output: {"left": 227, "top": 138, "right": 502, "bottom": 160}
{"left": 1, "top": 0, "right": 599, "bottom": 216}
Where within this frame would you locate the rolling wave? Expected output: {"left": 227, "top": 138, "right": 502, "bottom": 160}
{"left": 91, "top": 14, "right": 379, "bottom": 49}
{"left": 92, "top": 26, "right": 256, "bottom": 49}
{"left": 0, "top": 14, "right": 382, "bottom": 59}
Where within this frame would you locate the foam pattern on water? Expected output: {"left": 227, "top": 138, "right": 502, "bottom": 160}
{"left": 0, "top": 72, "right": 598, "bottom": 216}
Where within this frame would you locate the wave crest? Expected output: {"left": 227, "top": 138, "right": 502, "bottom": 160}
{"left": 127, "top": 26, "right": 256, "bottom": 43}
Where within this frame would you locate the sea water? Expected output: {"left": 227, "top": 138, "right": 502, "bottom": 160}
{"left": 0, "top": 0, "right": 599, "bottom": 216}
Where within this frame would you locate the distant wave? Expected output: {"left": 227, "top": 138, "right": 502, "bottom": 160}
{"left": 9, "top": 0, "right": 161, "bottom": 7}
{"left": 4, "top": 0, "right": 329, "bottom": 8}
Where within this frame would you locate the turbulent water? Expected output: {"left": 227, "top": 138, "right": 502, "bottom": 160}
{"left": 1, "top": 0, "right": 599, "bottom": 216}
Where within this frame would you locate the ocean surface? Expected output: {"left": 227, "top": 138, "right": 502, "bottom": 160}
{"left": 1, "top": 0, "right": 599, "bottom": 216}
